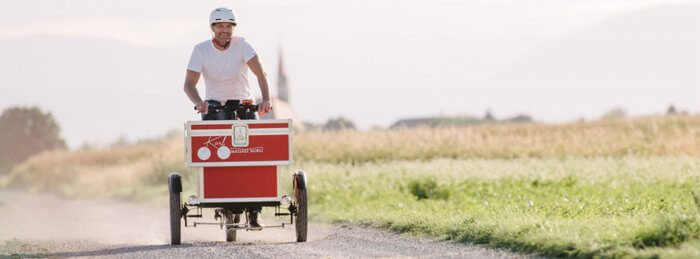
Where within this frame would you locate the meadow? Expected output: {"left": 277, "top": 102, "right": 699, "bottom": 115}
{"left": 2, "top": 115, "right": 700, "bottom": 258}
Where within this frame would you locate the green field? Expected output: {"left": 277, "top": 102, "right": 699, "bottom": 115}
{"left": 2, "top": 115, "right": 700, "bottom": 258}
{"left": 299, "top": 158, "right": 700, "bottom": 258}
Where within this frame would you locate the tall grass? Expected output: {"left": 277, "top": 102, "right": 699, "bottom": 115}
{"left": 0, "top": 132, "right": 196, "bottom": 204}
{"left": 296, "top": 115, "right": 700, "bottom": 162}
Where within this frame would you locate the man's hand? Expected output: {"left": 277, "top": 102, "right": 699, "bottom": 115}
{"left": 258, "top": 100, "right": 272, "bottom": 116}
{"left": 196, "top": 101, "right": 209, "bottom": 114}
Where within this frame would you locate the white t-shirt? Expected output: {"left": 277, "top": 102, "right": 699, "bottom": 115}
{"left": 187, "top": 37, "right": 257, "bottom": 101}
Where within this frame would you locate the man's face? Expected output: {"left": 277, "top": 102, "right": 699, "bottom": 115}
{"left": 211, "top": 23, "right": 234, "bottom": 41}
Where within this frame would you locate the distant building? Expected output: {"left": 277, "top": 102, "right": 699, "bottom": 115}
{"left": 391, "top": 117, "right": 445, "bottom": 128}
{"left": 391, "top": 114, "right": 533, "bottom": 129}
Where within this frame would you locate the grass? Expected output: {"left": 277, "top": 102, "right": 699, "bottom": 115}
{"left": 1, "top": 115, "right": 700, "bottom": 258}
{"left": 298, "top": 158, "right": 700, "bottom": 258}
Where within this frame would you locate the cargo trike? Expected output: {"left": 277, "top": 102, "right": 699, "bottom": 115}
{"left": 168, "top": 100, "right": 307, "bottom": 245}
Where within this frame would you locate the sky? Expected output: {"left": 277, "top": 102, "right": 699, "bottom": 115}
{"left": 0, "top": 0, "right": 698, "bottom": 148}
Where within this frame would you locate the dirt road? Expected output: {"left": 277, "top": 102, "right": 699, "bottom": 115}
{"left": 0, "top": 191, "right": 532, "bottom": 258}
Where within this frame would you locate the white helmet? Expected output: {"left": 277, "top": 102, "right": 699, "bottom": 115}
{"left": 209, "top": 7, "right": 237, "bottom": 25}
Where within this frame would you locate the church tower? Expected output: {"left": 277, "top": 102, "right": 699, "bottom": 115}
{"left": 277, "top": 48, "right": 290, "bottom": 104}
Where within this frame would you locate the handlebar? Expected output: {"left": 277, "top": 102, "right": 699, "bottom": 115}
{"left": 193, "top": 104, "right": 259, "bottom": 112}
{"left": 193, "top": 100, "right": 259, "bottom": 113}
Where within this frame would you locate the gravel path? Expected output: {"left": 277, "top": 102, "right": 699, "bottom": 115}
{"left": 0, "top": 191, "right": 535, "bottom": 258}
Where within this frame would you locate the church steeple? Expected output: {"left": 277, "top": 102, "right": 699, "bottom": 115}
{"left": 277, "top": 48, "right": 290, "bottom": 104}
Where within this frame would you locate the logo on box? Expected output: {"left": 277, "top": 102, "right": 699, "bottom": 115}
{"left": 232, "top": 124, "right": 249, "bottom": 147}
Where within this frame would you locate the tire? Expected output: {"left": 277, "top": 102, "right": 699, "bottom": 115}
{"left": 168, "top": 173, "right": 182, "bottom": 245}
{"left": 294, "top": 171, "right": 308, "bottom": 242}
{"left": 225, "top": 210, "right": 237, "bottom": 242}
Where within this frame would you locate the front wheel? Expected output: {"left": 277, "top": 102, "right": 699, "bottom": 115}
{"left": 168, "top": 173, "right": 182, "bottom": 245}
{"left": 293, "top": 171, "right": 308, "bottom": 242}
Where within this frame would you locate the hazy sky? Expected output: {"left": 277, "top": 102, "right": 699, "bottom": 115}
{"left": 1, "top": 0, "right": 698, "bottom": 147}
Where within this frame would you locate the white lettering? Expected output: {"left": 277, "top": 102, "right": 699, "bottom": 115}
{"left": 229, "top": 147, "right": 264, "bottom": 154}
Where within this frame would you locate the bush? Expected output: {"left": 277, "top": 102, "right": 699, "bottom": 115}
{"left": 408, "top": 178, "right": 450, "bottom": 200}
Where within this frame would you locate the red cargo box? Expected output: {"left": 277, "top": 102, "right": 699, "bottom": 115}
{"left": 185, "top": 119, "right": 292, "bottom": 167}
{"left": 184, "top": 119, "right": 292, "bottom": 203}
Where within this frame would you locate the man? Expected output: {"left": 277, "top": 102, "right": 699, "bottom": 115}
{"left": 183, "top": 7, "right": 272, "bottom": 228}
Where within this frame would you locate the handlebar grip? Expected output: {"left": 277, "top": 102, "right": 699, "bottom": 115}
{"left": 242, "top": 104, "right": 260, "bottom": 111}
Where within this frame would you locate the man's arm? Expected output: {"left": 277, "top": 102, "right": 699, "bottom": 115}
{"left": 183, "top": 70, "right": 208, "bottom": 114}
{"left": 247, "top": 55, "right": 272, "bottom": 115}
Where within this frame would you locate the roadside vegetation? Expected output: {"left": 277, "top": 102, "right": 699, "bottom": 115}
{"left": 2, "top": 115, "right": 699, "bottom": 257}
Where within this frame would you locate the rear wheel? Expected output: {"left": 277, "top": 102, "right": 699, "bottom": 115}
{"left": 168, "top": 173, "right": 182, "bottom": 245}
{"left": 225, "top": 210, "right": 237, "bottom": 242}
{"left": 294, "top": 171, "right": 308, "bottom": 242}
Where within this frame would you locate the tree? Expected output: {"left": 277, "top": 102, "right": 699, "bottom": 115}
{"left": 666, "top": 104, "right": 677, "bottom": 115}
{"left": 0, "top": 106, "right": 66, "bottom": 173}
{"left": 601, "top": 107, "right": 627, "bottom": 121}
{"left": 483, "top": 109, "right": 495, "bottom": 121}
{"left": 323, "top": 117, "right": 356, "bottom": 131}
